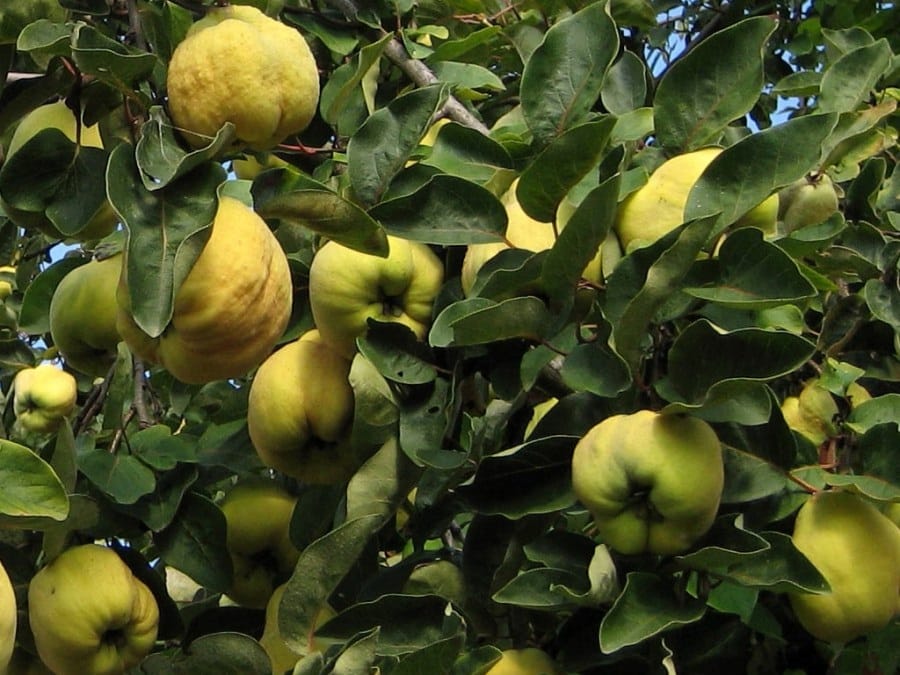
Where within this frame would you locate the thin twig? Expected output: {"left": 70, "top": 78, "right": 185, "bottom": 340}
{"left": 132, "top": 358, "right": 153, "bottom": 428}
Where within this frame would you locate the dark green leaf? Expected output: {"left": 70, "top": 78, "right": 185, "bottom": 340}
{"left": 78, "top": 450, "right": 156, "bottom": 505}
{"left": 818, "top": 39, "right": 893, "bottom": 114}
{"left": 358, "top": 323, "right": 437, "bottom": 384}
{"left": 601, "top": 50, "right": 648, "bottom": 115}
{"left": 71, "top": 24, "right": 158, "bottom": 92}
{"left": 432, "top": 296, "right": 556, "bottom": 347}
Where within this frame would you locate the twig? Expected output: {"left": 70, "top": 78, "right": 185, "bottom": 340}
{"left": 132, "top": 358, "right": 153, "bottom": 428}
{"left": 72, "top": 361, "right": 117, "bottom": 434}
{"left": 126, "top": 0, "right": 148, "bottom": 52}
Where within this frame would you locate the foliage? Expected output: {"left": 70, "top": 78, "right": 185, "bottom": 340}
{"left": 0, "top": 0, "right": 899, "bottom": 673}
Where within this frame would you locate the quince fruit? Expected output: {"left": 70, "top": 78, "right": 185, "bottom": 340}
{"left": 116, "top": 196, "right": 292, "bottom": 384}
{"left": 27, "top": 544, "right": 159, "bottom": 675}
{"left": 486, "top": 648, "right": 563, "bottom": 675}
{"left": 0, "top": 101, "right": 117, "bottom": 241}
{"left": 780, "top": 378, "right": 870, "bottom": 446}
{"left": 248, "top": 329, "right": 362, "bottom": 484}
{"left": 572, "top": 410, "right": 724, "bottom": 555}
{"left": 0, "top": 559, "right": 15, "bottom": 672}
{"left": 778, "top": 172, "right": 839, "bottom": 234}
{"left": 220, "top": 480, "right": 300, "bottom": 609}
{"left": 167, "top": 5, "right": 319, "bottom": 151}
{"left": 614, "top": 147, "right": 778, "bottom": 252}
{"left": 0, "top": 265, "right": 16, "bottom": 300}
{"left": 308, "top": 235, "right": 444, "bottom": 358}
{"left": 789, "top": 490, "right": 900, "bottom": 643}
{"left": 13, "top": 364, "right": 77, "bottom": 434}
{"left": 49, "top": 254, "right": 122, "bottom": 377}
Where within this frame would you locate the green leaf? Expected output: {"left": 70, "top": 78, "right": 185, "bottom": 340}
{"left": 348, "top": 353, "right": 400, "bottom": 448}
{"left": 129, "top": 424, "right": 197, "bottom": 470}
{"left": 108, "top": 143, "right": 224, "bottom": 337}
{"left": 398, "top": 378, "right": 466, "bottom": 470}
{"left": 0, "top": 2, "right": 65, "bottom": 45}
{"left": 654, "top": 16, "right": 777, "bottom": 150}
{"left": 660, "top": 320, "right": 816, "bottom": 405}
{"left": 430, "top": 61, "right": 505, "bottom": 95}
{"left": 720, "top": 447, "right": 791, "bottom": 504}
{"left": 818, "top": 39, "right": 893, "bottom": 113}
{"left": 0, "top": 439, "right": 68, "bottom": 527}
{"left": 659, "top": 380, "right": 773, "bottom": 426}
{"left": 325, "top": 628, "right": 380, "bottom": 675}
{"left": 684, "top": 229, "right": 817, "bottom": 309}
{"left": 601, "top": 50, "right": 648, "bottom": 115}
{"left": 685, "top": 113, "right": 839, "bottom": 233}
{"left": 599, "top": 572, "right": 707, "bottom": 653}
{"left": 846, "top": 393, "right": 900, "bottom": 433}
{"left": 78, "top": 450, "right": 156, "bottom": 504}
{"left": 279, "top": 515, "right": 384, "bottom": 653}
{"left": 520, "top": 1, "right": 618, "bottom": 144}
{"left": 345, "top": 436, "right": 422, "bottom": 523}
{"left": 431, "top": 296, "right": 556, "bottom": 347}
{"left": 155, "top": 492, "right": 232, "bottom": 593}
{"left": 371, "top": 174, "right": 507, "bottom": 245}
{"left": 253, "top": 168, "right": 389, "bottom": 256}
{"left": 864, "top": 276, "right": 900, "bottom": 332}
{"left": 15, "top": 19, "right": 71, "bottom": 63}
{"left": 71, "top": 24, "right": 158, "bottom": 93}
{"left": 560, "top": 340, "right": 632, "bottom": 399}
{"left": 117, "top": 464, "right": 199, "bottom": 533}
{"left": 455, "top": 436, "right": 577, "bottom": 518}
{"left": 320, "top": 34, "right": 391, "bottom": 128}
{"left": 419, "top": 122, "right": 513, "bottom": 183}
{"left": 357, "top": 323, "right": 437, "bottom": 385}
{"left": 142, "top": 632, "right": 271, "bottom": 674}
{"left": 516, "top": 118, "right": 616, "bottom": 222}
{"left": 348, "top": 85, "right": 448, "bottom": 206}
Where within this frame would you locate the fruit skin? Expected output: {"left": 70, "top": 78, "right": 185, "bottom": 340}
{"left": 259, "top": 582, "right": 335, "bottom": 672}
{"left": 220, "top": 481, "right": 300, "bottom": 609}
{"left": 27, "top": 544, "right": 160, "bottom": 675}
{"left": 789, "top": 490, "right": 900, "bottom": 643}
{"left": 571, "top": 410, "right": 724, "bottom": 555}
{"left": 116, "top": 196, "right": 292, "bottom": 384}
{"left": 308, "top": 236, "right": 444, "bottom": 358}
{"left": 0, "top": 101, "right": 117, "bottom": 241}
{"left": 1, "top": 558, "right": 16, "bottom": 673}
{"left": 49, "top": 254, "right": 122, "bottom": 377}
{"left": 0, "top": 265, "right": 15, "bottom": 300}
{"left": 167, "top": 5, "right": 319, "bottom": 151}
{"left": 778, "top": 172, "right": 839, "bottom": 234}
{"left": 780, "top": 379, "right": 870, "bottom": 446}
{"left": 614, "top": 147, "right": 778, "bottom": 252}
{"left": 13, "top": 364, "right": 77, "bottom": 434}
{"left": 485, "top": 648, "right": 563, "bottom": 675}
{"left": 247, "top": 330, "right": 362, "bottom": 484}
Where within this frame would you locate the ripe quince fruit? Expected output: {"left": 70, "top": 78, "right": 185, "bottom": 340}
{"left": 0, "top": 101, "right": 117, "bottom": 241}
{"left": 486, "top": 648, "right": 563, "bottom": 675}
{"left": 572, "top": 410, "right": 724, "bottom": 555}
{"left": 49, "top": 254, "right": 122, "bottom": 377}
{"left": 780, "top": 378, "right": 870, "bottom": 446}
{"left": 220, "top": 480, "right": 300, "bottom": 609}
{"left": 308, "top": 235, "right": 444, "bottom": 358}
{"left": 789, "top": 490, "right": 900, "bottom": 643}
{"left": 248, "top": 329, "right": 363, "bottom": 484}
{"left": 13, "top": 363, "right": 77, "bottom": 434}
{"left": 614, "top": 147, "right": 778, "bottom": 252}
{"left": 116, "top": 196, "right": 292, "bottom": 384}
{"left": 27, "top": 544, "right": 159, "bottom": 675}
{"left": 167, "top": 5, "right": 320, "bottom": 151}
{"left": 0, "top": 559, "right": 15, "bottom": 673}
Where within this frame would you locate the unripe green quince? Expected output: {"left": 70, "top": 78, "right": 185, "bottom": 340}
{"left": 778, "top": 172, "right": 839, "bottom": 234}
{"left": 13, "top": 364, "right": 77, "bottom": 434}
{"left": 49, "top": 254, "right": 122, "bottom": 377}
{"left": 789, "top": 490, "right": 900, "bottom": 643}
{"left": 27, "top": 544, "right": 159, "bottom": 675}
{"left": 572, "top": 410, "right": 724, "bottom": 555}
{"left": 220, "top": 480, "right": 300, "bottom": 609}
{"left": 485, "top": 648, "right": 563, "bottom": 675}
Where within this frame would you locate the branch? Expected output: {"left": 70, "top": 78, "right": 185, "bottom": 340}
{"left": 132, "top": 358, "right": 154, "bottom": 428}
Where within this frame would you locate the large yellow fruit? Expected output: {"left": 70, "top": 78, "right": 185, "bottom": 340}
{"left": 13, "top": 364, "right": 77, "bottom": 434}
{"left": 49, "top": 254, "right": 122, "bottom": 377}
{"left": 0, "top": 559, "right": 16, "bottom": 673}
{"left": 789, "top": 490, "right": 900, "bottom": 643}
{"left": 485, "top": 648, "right": 563, "bottom": 675}
{"left": 220, "top": 481, "right": 300, "bottom": 609}
{"left": 571, "top": 410, "right": 724, "bottom": 555}
{"left": 27, "top": 544, "right": 160, "bottom": 675}
{"left": 0, "top": 101, "right": 117, "bottom": 241}
{"left": 461, "top": 180, "right": 604, "bottom": 297}
{"left": 167, "top": 5, "right": 320, "bottom": 151}
{"left": 116, "top": 196, "right": 292, "bottom": 384}
{"left": 614, "top": 147, "right": 778, "bottom": 252}
{"left": 308, "top": 236, "right": 444, "bottom": 358}
{"left": 247, "top": 329, "right": 362, "bottom": 484}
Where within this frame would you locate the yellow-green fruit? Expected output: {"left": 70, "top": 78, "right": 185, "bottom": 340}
{"left": 0, "top": 265, "right": 15, "bottom": 300}
{"left": 486, "top": 648, "right": 563, "bottom": 675}
{"left": 220, "top": 481, "right": 300, "bottom": 609}
{"left": 571, "top": 410, "right": 724, "bottom": 555}
{"left": 615, "top": 147, "right": 778, "bottom": 252}
{"left": 1, "top": 101, "right": 117, "bottom": 241}
{"left": 27, "top": 544, "right": 160, "bottom": 675}
{"left": 167, "top": 5, "right": 320, "bottom": 151}
{"left": 778, "top": 173, "right": 839, "bottom": 234}
{"left": 0, "top": 559, "right": 16, "bottom": 673}
{"left": 49, "top": 254, "right": 122, "bottom": 377}
{"left": 461, "top": 180, "right": 603, "bottom": 297}
{"left": 789, "top": 490, "right": 900, "bottom": 643}
{"left": 232, "top": 153, "right": 292, "bottom": 181}
{"left": 12, "top": 364, "right": 77, "bottom": 434}
{"left": 116, "top": 196, "right": 292, "bottom": 384}
{"left": 247, "top": 330, "right": 361, "bottom": 484}
{"left": 308, "top": 236, "right": 444, "bottom": 358}
{"left": 259, "top": 583, "right": 335, "bottom": 672}
{"left": 781, "top": 380, "right": 870, "bottom": 445}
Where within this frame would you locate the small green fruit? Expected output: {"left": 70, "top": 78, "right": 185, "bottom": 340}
{"left": 778, "top": 173, "right": 839, "bottom": 233}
